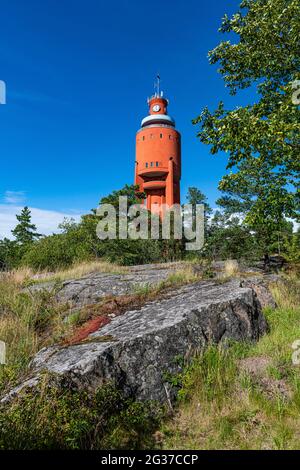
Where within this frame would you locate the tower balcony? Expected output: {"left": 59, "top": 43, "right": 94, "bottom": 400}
{"left": 143, "top": 180, "right": 166, "bottom": 190}
{"left": 137, "top": 167, "right": 168, "bottom": 177}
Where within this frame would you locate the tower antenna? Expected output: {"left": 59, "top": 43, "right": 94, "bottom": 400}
{"left": 154, "top": 73, "right": 160, "bottom": 97}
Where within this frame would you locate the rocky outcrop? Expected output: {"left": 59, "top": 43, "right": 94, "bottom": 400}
{"left": 3, "top": 277, "right": 274, "bottom": 404}
{"left": 28, "top": 263, "right": 184, "bottom": 308}
{"left": 27, "top": 262, "right": 279, "bottom": 311}
{"left": 240, "top": 276, "right": 277, "bottom": 309}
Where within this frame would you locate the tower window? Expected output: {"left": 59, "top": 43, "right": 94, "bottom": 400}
{"left": 145, "top": 162, "right": 148, "bottom": 168}
{"left": 156, "top": 162, "right": 159, "bottom": 167}
{"left": 160, "top": 133, "right": 163, "bottom": 138}
{"left": 142, "top": 136, "right": 145, "bottom": 141}
{"left": 150, "top": 162, "right": 154, "bottom": 167}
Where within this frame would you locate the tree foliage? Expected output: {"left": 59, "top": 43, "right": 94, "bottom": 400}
{"left": 11, "top": 207, "right": 42, "bottom": 244}
{"left": 193, "top": 0, "right": 300, "bottom": 248}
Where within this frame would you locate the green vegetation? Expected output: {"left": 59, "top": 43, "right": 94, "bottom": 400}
{"left": 193, "top": 0, "right": 299, "bottom": 261}
{"left": 0, "top": 0, "right": 299, "bottom": 451}
{"left": 0, "top": 380, "right": 163, "bottom": 450}
{"left": 1, "top": 273, "right": 300, "bottom": 450}
{"left": 0, "top": 274, "right": 70, "bottom": 393}
{"left": 1, "top": 184, "right": 299, "bottom": 273}
{"left": 162, "top": 278, "right": 300, "bottom": 450}
{"left": 0, "top": 185, "right": 185, "bottom": 271}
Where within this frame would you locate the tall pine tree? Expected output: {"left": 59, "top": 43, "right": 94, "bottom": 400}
{"left": 11, "top": 207, "right": 42, "bottom": 244}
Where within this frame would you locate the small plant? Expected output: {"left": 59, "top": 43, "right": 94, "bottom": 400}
{"left": 165, "top": 266, "right": 199, "bottom": 286}
{"left": 133, "top": 265, "right": 200, "bottom": 298}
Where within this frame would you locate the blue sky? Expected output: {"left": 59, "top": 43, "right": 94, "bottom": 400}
{"left": 0, "top": 0, "right": 254, "bottom": 237}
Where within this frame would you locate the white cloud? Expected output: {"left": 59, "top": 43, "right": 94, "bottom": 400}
{"left": 208, "top": 209, "right": 299, "bottom": 232}
{"left": 0, "top": 205, "right": 82, "bottom": 240}
{"left": 290, "top": 220, "right": 300, "bottom": 232}
{"left": 4, "top": 190, "right": 26, "bottom": 204}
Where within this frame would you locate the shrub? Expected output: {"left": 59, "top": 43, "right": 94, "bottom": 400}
{"left": 0, "top": 380, "right": 164, "bottom": 450}
{"left": 21, "top": 232, "right": 91, "bottom": 271}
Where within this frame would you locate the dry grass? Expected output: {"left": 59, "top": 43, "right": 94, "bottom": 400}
{"left": 219, "top": 259, "right": 240, "bottom": 280}
{"left": 3, "top": 260, "right": 195, "bottom": 288}
{"left": 0, "top": 260, "right": 129, "bottom": 287}
{"left": 50, "top": 260, "right": 128, "bottom": 280}
{"left": 30, "top": 260, "right": 129, "bottom": 284}
{"left": 224, "top": 259, "right": 239, "bottom": 277}
{"left": 271, "top": 278, "right": 300, "bottom": 311}
{"left": 0, "top": 267, "right": 35, "bottom": 286}
{"left": 0, "top": 275, "right": 72, "bottom": 393}
{"left": 163, "top": 265, "right": 199, "bottom": 286}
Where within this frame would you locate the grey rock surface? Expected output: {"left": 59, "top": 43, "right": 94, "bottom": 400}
{"left": 28, "top": 263, "right": 184, "bottom": 307}
{"left": 4, "top": 278, "right": 273, "bottom": 404}
{"left": 240, "top": 276, "right": 277, "bottom": 310}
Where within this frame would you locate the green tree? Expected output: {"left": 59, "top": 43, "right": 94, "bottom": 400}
{"left": 193, "top": 0, "right": 300, "bottom": 256}
{"left": 186, "top": 186, "right": 212, "bottom": 231}
{"left": 216, "top": 158, "right": 295, "bottom": 260}
{"left": 284, "top": 228, "right": 300, "bottom": 262}
{"left": 204, "top": 210, "right": 261, "bottom": 261}
{"left": 0, "top": 238, "right": 19, "bottom": 270}
{"left": 22, "top": 233, "right": 81, "bottom": 270}
{"left": 186, "top": 187, "right": 212, "bottom": 216}
{"left": 11, "top": 207, "right": 42, "bottom": 244}
{"left": 100, "top": 184, "right": 145, "bottom": 210}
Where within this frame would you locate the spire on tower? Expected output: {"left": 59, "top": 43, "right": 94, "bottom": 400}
{"left": 154, "top": 74, "right": 163, "bottom": 97}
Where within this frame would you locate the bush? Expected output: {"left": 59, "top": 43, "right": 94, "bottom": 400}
{"left": 21, "top": 229, "right": 93, "bottom": 271}
{"left": 0, "top": 239, "right": 26, "bottom": 271}
{"left": 102, "top": 239, "right": 162, "bottom": 265}
{"left": 0, "top": 381, "right": 164, "bottom": 450}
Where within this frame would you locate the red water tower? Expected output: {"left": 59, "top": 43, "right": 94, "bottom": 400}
{"left": 134, "top": 78, "right": 181, "bottom": 215}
